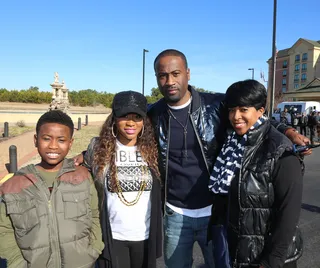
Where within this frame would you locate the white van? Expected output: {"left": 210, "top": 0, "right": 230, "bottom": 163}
{"left": 272, "top": 101, "right": 320, "bottom": 123}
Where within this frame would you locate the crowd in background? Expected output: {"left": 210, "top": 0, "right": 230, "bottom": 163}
{"left": 280, "top": 108, "right": 320, "bottom": 144}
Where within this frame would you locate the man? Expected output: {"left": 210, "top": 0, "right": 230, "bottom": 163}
{"left": 147, "top": 49, "right": 310, "bottom": 268}
{"left": 300, "top": 112, "right": 308, "bottom": 136}
{"left": 291, "top": 108, "right": 299, "bottom": 129}
{"left": 308, "top": 111, "right": 318, "bottom": 144}
{"left": 280, "top": 108, "right": 290, "bottom": 124}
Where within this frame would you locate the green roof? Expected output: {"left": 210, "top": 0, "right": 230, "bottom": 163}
{"left": 302, "top": 38, "right": 320, "bottom": 48}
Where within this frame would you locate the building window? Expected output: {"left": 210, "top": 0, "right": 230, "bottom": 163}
{"left": 282, "top": 70, "right": 287, "bottom": 77}
{"left": 295, "top": 54, "right": 300, "bottom": 62}
{"left": 294, "top": 74, "right": 299, "bottom": 82}
{"left": 282, "top": 79, "right": 287, "bottom": 85}
{"left": 294, "top": 84, "right": 299, "bottom": 89}
{"left": 295, "top": 64, "right": 300, "bottom": 72}
{"left": 302, "top": 63, "right": 307, "bottom": 71}
{"left": 301, "top": 73, "right": 307, "bottom": 81}
{"left": 283, "top": 60, "right": 288, "bottom": 68}
{"left": 301, "top": 84, "right": 305, "bottom": 87}
{"left": 302, "top": 53, "right": 308, "bottom": 61}
{"left": 282, "top": 87, "right": 286, "bottom": 93}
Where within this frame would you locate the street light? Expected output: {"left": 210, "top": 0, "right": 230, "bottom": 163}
{"left": 142, "top": 49, "right": 149, "bottom": 96}
{"left": 248, "top": 68, "right": 255, "bottom": 80}
{"left": 269, "top": 0, "right": 277, "bottom": 117}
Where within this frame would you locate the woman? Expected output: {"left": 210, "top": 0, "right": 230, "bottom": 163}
{"left": 81, "top": 91, "right": 162, "bottom": 268}
{"left": 208, "top": 80, "right": 303, "bottom": 268}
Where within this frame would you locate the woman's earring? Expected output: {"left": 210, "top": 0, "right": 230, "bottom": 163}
{"left": 138, "top": 125, "right": 145, "bottom": 138}
{"left": 111, "top": 123, "right": 117, "bottom": 138}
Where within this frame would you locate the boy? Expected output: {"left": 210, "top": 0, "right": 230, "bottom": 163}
{"left": 0, "top": 110, "right": 104, "bottom": 268}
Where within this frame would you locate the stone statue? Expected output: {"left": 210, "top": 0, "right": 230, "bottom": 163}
{"left": 49, "top": 72, "right": 70, "bottom": 112}
{"left": 54, "top": 72, "right": 59, "bottom": 83}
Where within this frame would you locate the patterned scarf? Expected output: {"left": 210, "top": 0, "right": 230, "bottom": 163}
{"left": 209, "top": 115, "right": 268, "bottom": 194}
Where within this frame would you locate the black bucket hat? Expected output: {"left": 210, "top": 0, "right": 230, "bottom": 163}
{"left": 112, "top": 90, "right": 147, "bottom": 118}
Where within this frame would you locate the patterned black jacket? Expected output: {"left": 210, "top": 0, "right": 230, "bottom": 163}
{"left": 226, "top": 120, "right": 303, "bottom": 267}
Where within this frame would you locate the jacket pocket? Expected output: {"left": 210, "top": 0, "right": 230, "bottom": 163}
{"left": 6, "top": 199, "right": 39, "bottom": 234}
{"left": 62, "top": 191, "right": 89, "bottom": 219}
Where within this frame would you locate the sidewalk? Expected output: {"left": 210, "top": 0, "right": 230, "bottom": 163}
{"left": 0, "top": 131, "right": 38, "bottom": 178}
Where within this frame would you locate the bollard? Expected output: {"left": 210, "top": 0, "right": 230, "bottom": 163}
{"left": 9, "top": 145, "right": 17, "bottom": 173}
{"left": 4, "top": 122, "right": 9, "bottom": 137}
{"left": 78, "top": 117, "right": 81, "bottom": 130}
{"left": 0, "top": 258, "right": 7, "bottom": 267}
{"left": 85, "top": 115, "right": 88, "bottom": 126}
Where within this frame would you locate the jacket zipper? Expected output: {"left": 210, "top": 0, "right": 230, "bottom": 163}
{"left": 164, "top": 115, "right": 171, "bottom": 213}
{"left": 189, "top": 112, "right": 210, "bottom": 174}
{"left": 35, "top": 166, "right": 71, "bottom": 268}
{"left": 40, "top": 181, "right": 61, "bottom": 268}
{"left": 234, "top": 141, "right": 262, "bottom": 266}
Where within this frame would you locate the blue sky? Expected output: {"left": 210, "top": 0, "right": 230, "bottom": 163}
{"left": 0, "top": 0, "right": 319, "bottom": 96}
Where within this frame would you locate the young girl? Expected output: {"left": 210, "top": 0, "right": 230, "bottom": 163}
{"left": 80, "top": 91, "right": 162, "bottom": 268}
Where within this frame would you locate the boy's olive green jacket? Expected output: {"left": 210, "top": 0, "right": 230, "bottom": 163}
{"left": 0, "top": 158, "right": 104, "bottom": 268}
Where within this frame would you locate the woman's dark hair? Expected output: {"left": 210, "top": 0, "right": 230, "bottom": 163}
{"left": 225, "top": 79, "right": 267, "bottom": 110}
{"left": 93, "top": 113, "right": 160, "bottom": 191}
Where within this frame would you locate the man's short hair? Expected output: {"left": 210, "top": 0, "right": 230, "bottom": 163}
{"left": 36, "top": 110, "right": 74, "bottom": 137}
{"left": 153, "top": 49, "right": 188, "bottom": 71}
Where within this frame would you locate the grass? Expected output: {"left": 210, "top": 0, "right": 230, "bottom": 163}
{"left": 6, "top": 126, "right": 35, "bottom": 137}
{"left": 67, "top": 125, "right": 101, "bottom": 158}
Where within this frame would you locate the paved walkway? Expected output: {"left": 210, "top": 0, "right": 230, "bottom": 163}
{"left": 0, "top": 131, "right": 38, "bottom": 178}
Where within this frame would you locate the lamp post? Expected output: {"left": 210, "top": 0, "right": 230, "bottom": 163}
{"left": 142, "top": 49, "right": 149, "bottom": 96}
{"left": 248, "top": 68, "right": 255, "bottom": 80}
{"left": 269, "top": 0, "right": 277, "bottom": 117}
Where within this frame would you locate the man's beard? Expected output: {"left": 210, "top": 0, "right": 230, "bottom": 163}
{"left": 164, "top": 92, "right": 181, "bottom": 104}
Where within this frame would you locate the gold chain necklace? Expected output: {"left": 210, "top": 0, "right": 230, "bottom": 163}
{"left": 115, "top": 165, "right": 147, "bottom": 206}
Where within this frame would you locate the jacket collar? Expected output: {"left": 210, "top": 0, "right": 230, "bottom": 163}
{"left": 22, "top": 158, "right": 76, "bottom": 178}
{"left": 246, "top": 119, "right": 270, "bottom": 147}
{"left": 189, "top": 85, "right": 201, "bottom": 113}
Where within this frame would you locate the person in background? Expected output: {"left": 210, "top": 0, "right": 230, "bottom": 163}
{"left": 308, "top": 111, "right": 318, "bottom": 144}
{"left": 78, "top": 91, "right": 162, "bottom": 268}
{"left": 316, "top": 112, "right": 320, "bottom": 141}
{"left": 209, "top": 80, "right": 303, "bottom": 268}
{"left": 280, "top": 108, "right": 290, "bottom": 124}
{"left": 291, "top": 108, "right": 299, "bottom": 129}
{"left": 0, "top": 110, "right": 104, "bottom": 268}
{"left": 299, "top": 112, "right": 308, "bottom": 136}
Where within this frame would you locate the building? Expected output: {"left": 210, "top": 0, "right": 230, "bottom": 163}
{"left": 284, "top": 78, "right": 320, "bottom": 102}
{"left": 267, "top": 38, "right": 320, "bottom": 105}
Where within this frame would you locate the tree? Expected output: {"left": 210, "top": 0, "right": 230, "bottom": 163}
{"left": 146, "top": 87, "right": 163, "bottom": 104}
{"left": 150, "top": 87, "right": 162, "bottom": 98}
{"left": 28, "top": 86, "right": 39, "bottom": 92}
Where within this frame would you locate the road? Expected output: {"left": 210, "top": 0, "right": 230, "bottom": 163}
{"left": 157, "top": 148, "right": 320, "bottom": 268}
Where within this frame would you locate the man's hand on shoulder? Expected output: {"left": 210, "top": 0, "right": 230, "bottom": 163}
{"left": 285, "top": 128, "right": 312, "bottom": 156}
{"left": 73, "top": 153, "right": 84, "bottom": 166}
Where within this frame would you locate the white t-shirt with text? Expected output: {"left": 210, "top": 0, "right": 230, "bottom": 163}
{"left": 107, "top": 140, "right": 152, "bottom": 241}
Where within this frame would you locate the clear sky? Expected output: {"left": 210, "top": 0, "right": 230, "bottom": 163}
{"left": 0, "top": 0, "right": 319, "bottom": 95}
